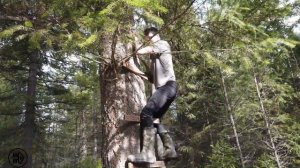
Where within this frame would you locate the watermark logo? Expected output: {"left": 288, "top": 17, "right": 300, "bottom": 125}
{"left": 8, "top": 148, "right": 28, "bottom": 168}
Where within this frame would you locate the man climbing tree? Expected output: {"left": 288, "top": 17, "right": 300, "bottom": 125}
{"left": 126, "top": 27, "right": 178, "bottom": 163}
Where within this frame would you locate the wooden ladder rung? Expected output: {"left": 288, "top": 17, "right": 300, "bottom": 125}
{"left": 124, "top": 114, "right": 140, "bottom": 122}
{"left": 128, "top": 161, "right": 166, "bottom": 168}
{"left": 123, "top": 114, "right": 160, "bottom": 124}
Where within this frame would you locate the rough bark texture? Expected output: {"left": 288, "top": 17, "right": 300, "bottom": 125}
{"left": 23, "top": 51, "right": 40, "bottom": 168}
{"left": 100, "top": 33, "right": 146, "bottom": 168}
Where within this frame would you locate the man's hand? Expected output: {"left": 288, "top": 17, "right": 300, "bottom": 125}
{"left": 122, "top": 61, "right": 154, "bottom": 83}
{"left": 136, "top": 46, "right": 154, "bottom": 56}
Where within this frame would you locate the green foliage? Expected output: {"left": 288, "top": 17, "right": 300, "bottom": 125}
{"left": 207, "top": 140, "right": 238, "bottom": 168}
{"left": 0, "top": 25, "right": 29, "bottom": 39}
{"left": 0, "top": 79, "right": 23, "bottom": 114}
{"left": 79, "top": 157, "right": 102, "bottom": 168}
{"left": 161, "top": 1, "right": 300, "bottom": 168}
{"left": 28, "top": 31, "right": 43, "bottom": 50}
{"left": 124, "top": 0, "right": 167, "bottom": 24}
{"left": 256, "top": 153, "right": 277, "bottom": 168}
{"left": 24, "top": 21, "right": 33, "bottom": 28}
{"left": 78, "top": 34, "right": 97, "bottom": 49}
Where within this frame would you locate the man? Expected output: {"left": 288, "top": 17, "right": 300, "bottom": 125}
{"left": 127, "top": 27, "right": 178, "bottom": 163}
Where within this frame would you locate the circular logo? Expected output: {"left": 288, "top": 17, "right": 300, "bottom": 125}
{"left": 8, "top": 148, "right": 28, "bottom": 168}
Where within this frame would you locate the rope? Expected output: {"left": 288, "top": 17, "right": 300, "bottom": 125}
{"left": 78, "top": 46, "right": 250, "bottom": 66}
{"left": 119, "top": 0, "right": 197, "bottom": 65}
{"left": 77, "top": 0, "right": 197, "bottom": 66}
{"left": 123, "top": 46, "right": 250, "bottom": 57}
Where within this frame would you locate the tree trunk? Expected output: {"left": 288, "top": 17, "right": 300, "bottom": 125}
{"left": 92, "top": 92, "right": 99, "bottom": 160}
{"left": 23, "top": 51, "right": 40, "bottom": 168}
{"left": 73, "top": 110, "right": 80, "bottom": 168}
{"left": 220, "top": 71, "right": 245, "bottom": 168}
{"left": 81, "top": 109, "right": 88, "bottom": 159}
{"left": 100, "top": 32, "right": 146, "bottom": 168}
{"left": 253, "top": 74, "right": 282, "bottom": 168}
{"left": 203, "top": 103, "right": 214, "bottom": 144}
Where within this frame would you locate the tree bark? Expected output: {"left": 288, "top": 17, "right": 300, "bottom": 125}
{"left": 23, "top": 51, "right": 40, "bottom": 168}
{"left": 92, "top": 92, "right": 99, "bottom": 160}
{"left": 254, "top": 74, "right": 282, "bottom": 168}
{"left": 220, "top": 71, "right": 245, "bottom": 168}
{"left": 73, "top": 110, "right": 80, "bottom": 168}
{"left": 81, "top": 109, "right": 88, "bottom": 159}
{"left": 100, "top": 32, "right": 146, "bottom": 168}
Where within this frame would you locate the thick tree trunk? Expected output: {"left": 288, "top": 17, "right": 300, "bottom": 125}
{"left": 23, "top": 51, "right": 40, "bottom": 168}
{"left": 100, "top": 33, "right": 146, "bottom": 168}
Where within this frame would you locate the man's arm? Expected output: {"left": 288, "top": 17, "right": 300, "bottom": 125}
{"left": 136, "top": 46, "right": 154, "bottom": 55}
{"left": 122, "top": 59, "right": 153, "bottom": 82}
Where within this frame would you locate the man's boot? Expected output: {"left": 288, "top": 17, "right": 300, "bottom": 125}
{"left": 157, "top": 124, "right": 178, "bottom": 160}
{"left": 127, "top": 127, "right": 156, "bottom": 163}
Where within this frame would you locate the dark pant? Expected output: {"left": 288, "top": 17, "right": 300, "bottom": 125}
{"left": 140, "top": 81, "right": 177, "bottom": 128}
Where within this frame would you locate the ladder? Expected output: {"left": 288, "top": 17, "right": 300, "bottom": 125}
{"left": 123, "top": 114, "right": 167, "bottom": 168}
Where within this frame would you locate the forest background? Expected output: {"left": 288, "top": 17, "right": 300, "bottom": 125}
{"left": 1, "top": 0, "right": 300, "bottom": 168}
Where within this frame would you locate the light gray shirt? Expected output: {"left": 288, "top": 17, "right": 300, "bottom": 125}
{"left": 151, "top": 40, "right": 176, "bottom": 88}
